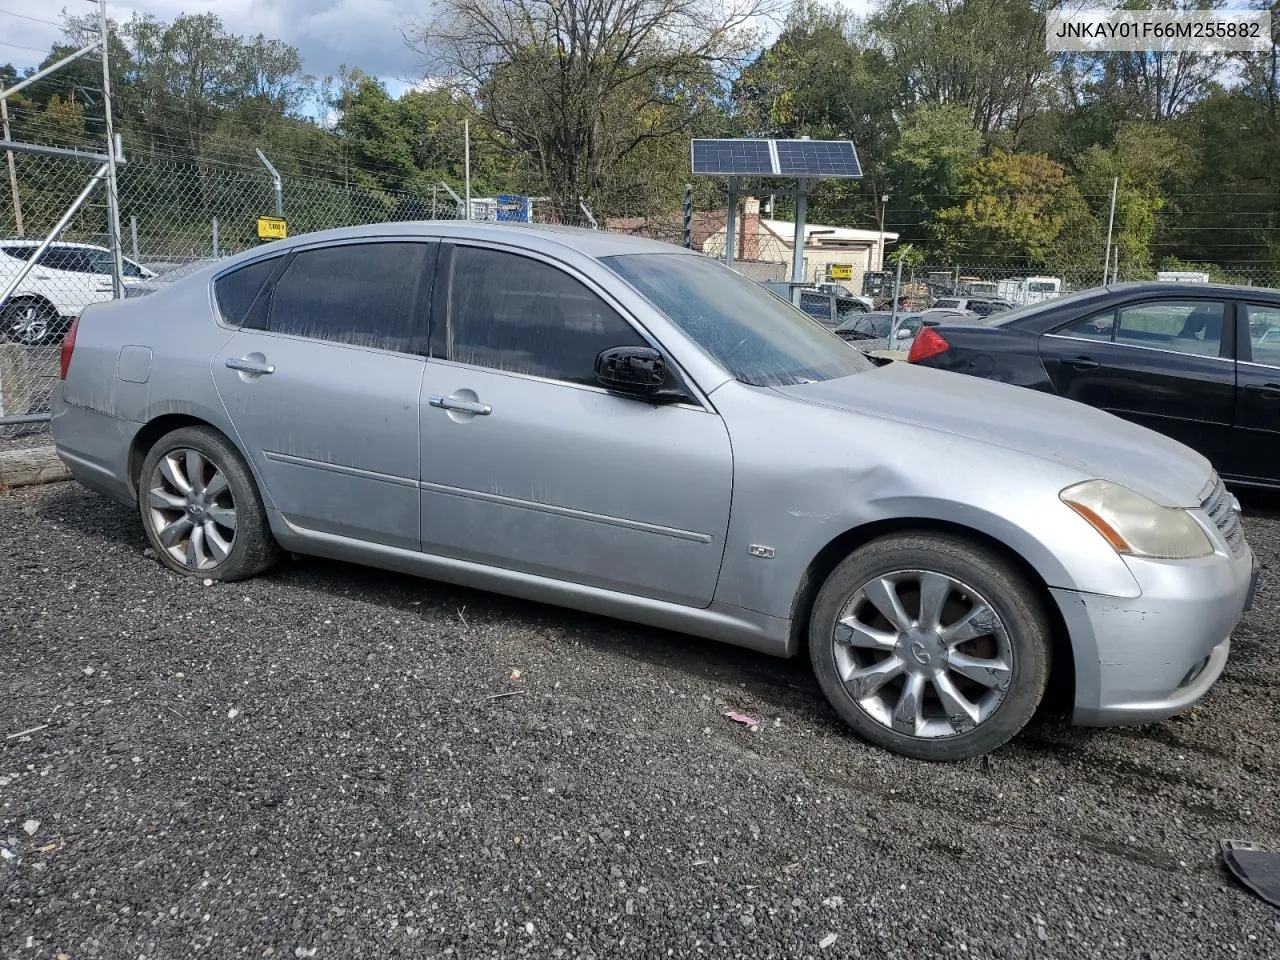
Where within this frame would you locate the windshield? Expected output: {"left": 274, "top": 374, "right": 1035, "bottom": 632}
{"left": 1028, "top": 281, "right": 1058, "bottom": 292}
{"left": 605, "top": 253, "right": 873, "bottom": 386}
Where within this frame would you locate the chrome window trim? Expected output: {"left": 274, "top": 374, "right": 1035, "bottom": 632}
{"left": 1042, "top": 332, "right": 1234, "bottom": 365}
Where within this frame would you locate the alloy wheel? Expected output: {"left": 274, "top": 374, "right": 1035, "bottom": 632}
{"left": 832, "top": 569, "right": 1013, "bottom": 739}
{"left": 5, "top": 303, "right": 50, "bottom": 344}
{"left": 147, "top": 448, "right": 238, "bottom": 570}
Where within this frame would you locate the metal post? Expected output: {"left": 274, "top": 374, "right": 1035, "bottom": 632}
{"left": 99, "top": 0, "right": 125, "bottom": 298}
{"left": 724, "top": 177, "right": 738, "bottom": 268}
{"left": 431, "top": 184, "right": 438, "bottom": 220}
{"left": 877, "top": 193, "right": 888, "bottom": 272}
{"left": 1, "top": 95, "right": 21, "bottom": 235}
{"left": 129, "top": 215, "right": 139, "bottom": 260}
{"left": 578, "top": 199, "right": 598, "bottom": 230}
{"left": 683, "top": 184, "right": 693, "bottom": 249}
{"left": 888, "top": 244, "right": 910, "bottom": 344}
{"left": 255, "top": 148, "right": 283, "bottom": 217}
{"left": 212, "top": 217, "right": 220, "bottom": 257}
{"left": 0, "top": 163, "right": 108, "bottom": 310}
{"left": 791, "top": 181, "right": 807, "bottom": 286}
{"left": 1103, "top": 175, "right": 1118, "bottom": 285}
{"left": 463, "top": 119, "right": 471, "bottom": 221}
{"left": 0, "top": 42, "right": 102, "bottom": 104}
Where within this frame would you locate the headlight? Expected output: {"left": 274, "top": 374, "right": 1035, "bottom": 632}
{"left": 1060, "top": 479, "right": 1213, "bottom": 560}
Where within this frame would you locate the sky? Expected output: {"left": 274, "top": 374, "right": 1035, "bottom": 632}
{"left": 1, "top": 0, "right": 875, "bottom": 99}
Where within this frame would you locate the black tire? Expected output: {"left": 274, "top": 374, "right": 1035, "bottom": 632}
{"left": 809, "top": 532, "right": 1050, "bottom": 761}
{"left": 1, "top": 297, "right": 59, "bottom": 345}
{"left": 138, "top": 426, "right": 280, "bottom": 581}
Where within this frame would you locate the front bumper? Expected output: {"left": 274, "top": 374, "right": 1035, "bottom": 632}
{"left": 1054, "top": 546, "right": 1258, "bottom": 727}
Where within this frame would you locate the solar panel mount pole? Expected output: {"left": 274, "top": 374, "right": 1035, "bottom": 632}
{"left": 791, "top": 179, "right": 808, "bottom": 294}
{"left": 724, "top": 177, "right": 738, "bottom": 269}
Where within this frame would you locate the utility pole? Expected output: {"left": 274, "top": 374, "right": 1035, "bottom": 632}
{"left": 1103, "top": 175, "right": 1118, "bottom": 285}
{"left": 0, "top": 94, "right": 21, "bottom": 235}
{"left": 99, "top": 0, "right": 125, "bottom": 297}
{"left": 463, "top": 119, "right": 471, "bottom": 221}
{"left": 877, "top": 192, "right": 889, "bottom": 271}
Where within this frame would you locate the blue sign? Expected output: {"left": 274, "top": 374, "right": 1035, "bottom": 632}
{"left": 496, "top": 194, "right": 530, "bottom": 222}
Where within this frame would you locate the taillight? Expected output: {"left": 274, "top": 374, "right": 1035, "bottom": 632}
{"left": 907, "top": 327, "right": 950, "bottom": 363}
{"left": 59, "top": 316, "right": 79, "bottom": 380}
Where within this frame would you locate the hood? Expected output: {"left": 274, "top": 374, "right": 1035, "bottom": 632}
{"left": 773, "top": 361, "right": 1213, "bottom": 508}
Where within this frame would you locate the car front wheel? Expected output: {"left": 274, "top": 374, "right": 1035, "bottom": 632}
{"left": 810, "top": 532, "right": 1050, "bottom": 761}
{"left": 138, "top": 426, "right": 280, "bottom": 581}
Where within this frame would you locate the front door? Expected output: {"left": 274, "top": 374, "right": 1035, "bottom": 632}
{"left": 212, "top": 240, "right": 434, "bottom": 550}
{"left": 417, "top": 242, "right": 734, "bottom": 607}
{"left": 1233, "top": 302, "right": 1280, "bottom": 485}
{"left": 1039, "top": 297, "right": 1236, "bottom": 469}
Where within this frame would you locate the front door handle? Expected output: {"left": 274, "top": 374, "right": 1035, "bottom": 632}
{"left": 1251, "top": 382, "right": 1280, "bottom": 400}
{"left": 225, "top": 357, "right": 275, "bottom": 375}
{"left": 1065, "top": 355, "right": 1099, "bottom": 371}
{"left": 428, "top": 394, "right": 491, "bottom": 416}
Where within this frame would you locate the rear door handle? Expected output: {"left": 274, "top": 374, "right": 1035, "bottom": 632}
{"left": 225, "top": 357, "right": 275, "bottom": 375}
{"left": 428, "top": 394, "right": 491, "bottom": 415}
{"left": 1065, "top": 356, "right": 1099, "bottom": 371}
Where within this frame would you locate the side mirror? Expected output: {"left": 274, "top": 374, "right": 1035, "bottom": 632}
{"left": 595, "top": 346, "right": 679, "bottom": 400}
{"left": 895, "top": 327, "right": 914, "bottom": 340}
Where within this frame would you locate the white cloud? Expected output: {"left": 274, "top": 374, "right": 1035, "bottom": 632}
{"left": 2, "top": 0, "right": 879, "bottom": 92}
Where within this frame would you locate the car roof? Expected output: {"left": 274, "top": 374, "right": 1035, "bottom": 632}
{"left": 218, "top": 221, "right": 693, "bottom": 270}
{"left": 0, "top": 237, "right": 106, "bottom": 251}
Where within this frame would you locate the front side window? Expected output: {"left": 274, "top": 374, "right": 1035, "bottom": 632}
{"left": 1245, "top": 303, "right": 1280, "bottom": 368}
{"left": 1059, "top": 310, "right": 1115, "bottom": 341}
{"left": 1116, "top": 300, "right": 1225, "bottom": 357}
{"left": 266, "top": 242, "right": 431, "bottom": 353}
{"left": 604, "top": 253, "right": 872, "bottom": 386}
{"left": 443, "top": 245, "right": 648, "bottom": 385}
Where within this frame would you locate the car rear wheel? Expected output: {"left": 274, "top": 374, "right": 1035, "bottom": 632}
{"left": 1, "top": 298, "right": 58, "bottom": 345}
{"left": 809, "top": 533, "right": 1050, "bottom": 761}
{"left": 138, "top": 426, "right": 280, "bottom": 581}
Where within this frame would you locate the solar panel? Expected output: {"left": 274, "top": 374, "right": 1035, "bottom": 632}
{"left": 691, "top": 139, "right": 774, "bottom": 176}
{"left": 690, "top": 139, "right": 862, "bottom": 179}
{"left": 775, "top": 139, "right": 862, "bottom": 178}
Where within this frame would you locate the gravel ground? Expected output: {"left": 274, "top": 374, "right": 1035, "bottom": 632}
{"left": 3, "top": 482, "right": 1279, "bottom": 960}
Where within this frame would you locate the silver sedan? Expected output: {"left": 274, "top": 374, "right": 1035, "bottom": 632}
{"left": 51, "top": 223, "right": 1260, "bottom": 760}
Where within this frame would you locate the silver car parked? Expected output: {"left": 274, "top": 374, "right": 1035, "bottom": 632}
{"left": 52, "top": 223, "right": 1260, "bottom": 760}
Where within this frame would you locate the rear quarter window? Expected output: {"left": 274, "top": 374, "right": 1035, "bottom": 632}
{"left": 214, "top": 257, "right": 281, "bottom": 327}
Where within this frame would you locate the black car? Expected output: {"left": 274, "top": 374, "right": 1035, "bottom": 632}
{"left": 907, "top": 282, "right": 1280, "bottom": 488}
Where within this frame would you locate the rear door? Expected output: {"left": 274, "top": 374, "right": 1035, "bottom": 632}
{"left": 1232, "top": 302, "right": 1280, "bottom": 484}
{"left": 1039, "top": 297, "right": 1235, "bottom": 467}
{"left": 212, "top": 240, "right": 434, "bottom": 550}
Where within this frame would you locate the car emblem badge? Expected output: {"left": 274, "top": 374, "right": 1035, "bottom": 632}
{"left": 909, "top": 640, "right": 931, "bottom": 665}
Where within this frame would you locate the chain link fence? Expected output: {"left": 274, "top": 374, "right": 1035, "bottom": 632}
{"left": 5, "top": 147, "right": 1280, "bottom": 437}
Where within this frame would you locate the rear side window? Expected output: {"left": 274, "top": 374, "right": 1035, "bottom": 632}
{"left": 214, "top": 257, "right": 280, "bottom": 327}
{"left": 441, "top": 245, "right": 647, "bottom": 385}
{"left": 1, "top": 245, "right": 35, "bottom": 262}
{"left": 265, "top": 242, "right": 431, "bottom": 353}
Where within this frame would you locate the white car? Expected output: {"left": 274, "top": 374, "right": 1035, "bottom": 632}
{"left": 0, "top": 239, "right": 155, "bottom": 344}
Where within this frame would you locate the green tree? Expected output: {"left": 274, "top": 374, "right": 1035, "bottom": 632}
{"left": 1074, "top": 122, "right": 1191, "bottom": 274}
{"left": 934, "top": 150, "right": 1087, "bottom": 263}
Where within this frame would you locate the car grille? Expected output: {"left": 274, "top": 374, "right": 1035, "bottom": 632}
{"left": 1200, "top": 474, "right": 1246, "bottom": 556}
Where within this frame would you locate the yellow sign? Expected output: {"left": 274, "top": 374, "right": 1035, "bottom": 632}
{"left": 257, "top": 215, "right": 287, "bottom": 240}
{"left": 829, "top": 263, "right": 853, "bottom": 281}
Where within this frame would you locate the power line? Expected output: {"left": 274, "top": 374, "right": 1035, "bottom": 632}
{"left": 0, "top": 8, "right": 64, "bottom": 28}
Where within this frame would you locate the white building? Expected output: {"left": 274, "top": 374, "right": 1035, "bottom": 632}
{"left": 702, "top": 199, "right": 899, "bottom": 290}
